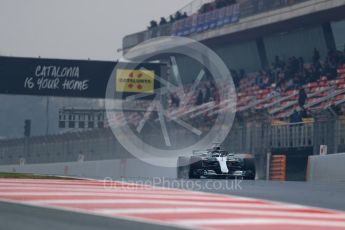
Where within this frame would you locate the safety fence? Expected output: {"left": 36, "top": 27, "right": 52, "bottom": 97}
{"left": 226, "top": 118, "right": 345, "bottom": 155}
{"left": 0, "top": 128, "right": 128, "bottom": 165}
{"left": 0, "top": 117, "right": 344, "bottom": 166}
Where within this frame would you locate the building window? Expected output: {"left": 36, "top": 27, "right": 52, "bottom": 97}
{"left": 68, "top": 121, "right": 75, "bottom": 128}
{"left": 88, "top": 121, "right": 94, "bottom": 128}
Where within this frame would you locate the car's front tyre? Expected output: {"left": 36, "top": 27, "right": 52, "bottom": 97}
{"left": 189, "top": 156, "right": 203, "bottom": 179}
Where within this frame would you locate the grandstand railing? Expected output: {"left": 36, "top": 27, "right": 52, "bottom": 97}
{"left": 270, "top": 122, "right": 314, "bottom": 149}
{"left": 122, "top": 0, "right": 311, "bottom": 51}
{"left": 224, "top": 118, "right": 343, "bottom": 155}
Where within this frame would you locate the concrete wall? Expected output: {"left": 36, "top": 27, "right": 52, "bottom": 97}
{"left": 307, "top": 153, "right": 345, "bottom": 183}
{"left": 214, "top": 40, "right": 262, "bottom": 72}
{"left": 332, "top": 18, "right": 345, "bottom": 50}
{"left": 0, "top": 159, "right": 177, "bottom": 180}
{"left": 264, "top": 26, "right": 327, "bottom": 64}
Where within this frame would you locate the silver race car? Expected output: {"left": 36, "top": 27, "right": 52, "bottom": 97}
{"left": 177, "top": 144, "right": 255, "bottom": 179}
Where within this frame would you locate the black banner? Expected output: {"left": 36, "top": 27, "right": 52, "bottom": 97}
{"left": 0, "top": 56, "right": 163, "bottom": 99}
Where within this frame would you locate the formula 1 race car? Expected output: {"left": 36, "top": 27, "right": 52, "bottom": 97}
{"left": 177, "top": 144, "right": 256, "bottom": 180}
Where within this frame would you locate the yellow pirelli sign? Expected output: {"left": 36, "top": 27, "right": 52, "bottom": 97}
{"left": 116, "top": 69, "right": 155, "bottom": 93}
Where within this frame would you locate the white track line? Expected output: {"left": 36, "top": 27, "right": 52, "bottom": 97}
{"left": 96, "top": 208, "right": 345, "bottom": 220}
{"left": 28, "top": 199, "right": 304, "bottom": 210}
{"left": 0, "top": 189, "right": 209, "bottom": 197}
{"left": 0, "top": 184, "right": 188, "bottom": 192}
{"left": 175, "top": 218, "right": 345, "bottom": 228}
{"left": 0, "top": 180, "right": 167, "bottom": 189}
{"left": 0, "top": 192, "right": 259, "bottom": 201}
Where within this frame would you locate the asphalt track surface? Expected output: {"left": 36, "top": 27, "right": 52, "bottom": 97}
{"left": 0, "top": 201, "right": 185, "bottom": 230}
{"left": 122, "top": 179, "right": 345, "bottom": 211}
{"left": 1, "top": 179, "right": 345, "bottom": 230}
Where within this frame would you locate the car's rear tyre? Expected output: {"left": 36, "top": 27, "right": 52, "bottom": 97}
{"left": 177, "top": 157, "right": 190, "bottom": 179}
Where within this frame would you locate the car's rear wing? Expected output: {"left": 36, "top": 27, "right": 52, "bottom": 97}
{"left": 192, "top": 150, "right": 208, "bottom": 156}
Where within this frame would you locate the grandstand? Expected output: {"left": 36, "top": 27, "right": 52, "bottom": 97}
{"left": 124, "top": 2, "right": 345, "bottom": 120}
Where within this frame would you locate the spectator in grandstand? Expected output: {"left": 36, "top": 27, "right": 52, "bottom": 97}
{"left": 275, "top": 70, "right": 285, "bottom": 85}
{"left": 303, "top": 66, "right": 312, "bottom": 83}
{"left": 300, "top": 108, "right": 312, "bottom": 119}
{"left": 263, "top": 72, "right": 272, "bottom": 89}
{"left": 199, "top": 2, "right": 214, "bottom": 13}
{"left": 148, "top": 20, "right": 158, "bottom": 29}
{"left": 182, "top": 12, "right": 188, "bottom": 19}
{"left": 286, "top": 78, "right": 295, "bottom": 90}
{"left": 255, "top": 70, "right": 263, "bottom": 87}
{"left": 256, "top": 70, "right": 273, "bottom": 89}
{"left": 171, "top": 11, "right": 188, "bottom": 22}
{"left": 340, "top": 105, "right": 345, "bottom": 116}
{"left": 327, "top": 49, "right": 343, "bottom": 66}
{"left": 239, "top": 69, "right": 247, "bottom": 79}
{"left": 215, "top": 0, "right": 236, "bottom": 9}
{"left": 298, "top": 87, "right": 307, "bottom": 109}
{"left": 169, "top": 15, "right": 175, "bottom": 23}
{"left": 170, "top": 93, "right": 180, "bottom": 108}
{"left": 290, "top": 110, "right": 302, "bottom": 123}
{"left": 323, "top": 60, "right": 337, "bottom": 80}
{"left": 273, "top": 56, "right": 285, "bottom": 70}
{"left": 313, "top": 48, "right": 320, "bottom": 66}
{"left": 159, "top": 17, "right": 167, "bottom": 26}
{"left": 298, "top": 57, "right": 304, "bottom": 72}
{"left": 215, "top": 0, "right": 226, "bottom": 9}
{"left": 196, "top": 89, "right": 204, "bottom": 106}
{"left": 293, "top": 73, "right": 303, "bottom": 88}
{"left": 210, "top": 81, "right": 220, "bottom": 104}
{"left": 200, "top": 0, "right": 237, "bottom": 14}
{"left": 269, "top": 85, "right": 281, "bottom": 98}
{"left": 174, "top": 11, "right": 183, "bottom": 21}
{"left": 231, "top": 69, "right": 240, "bottom": 87}
{"left": 203, "top": 83, "right": 211, "bottom": 103}
{"left": 287, "top": 56, "right": 300, "bottom": 76}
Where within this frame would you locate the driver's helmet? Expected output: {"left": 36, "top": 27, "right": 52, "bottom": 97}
{"left": 212, "top": 146, "right": 221, "bottom": 152}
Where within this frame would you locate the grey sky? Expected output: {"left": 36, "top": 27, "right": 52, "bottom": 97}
{"left": 0, "top": 0, "right": 191, "bottom": 61}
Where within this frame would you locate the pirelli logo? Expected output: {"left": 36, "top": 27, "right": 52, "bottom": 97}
{"left": 116, "top": 69, "right": 155, "bottom": 93}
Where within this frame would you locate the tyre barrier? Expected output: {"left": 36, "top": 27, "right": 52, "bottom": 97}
{"left": 270, "top": 155, "right": 286, "bottom": 181}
